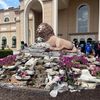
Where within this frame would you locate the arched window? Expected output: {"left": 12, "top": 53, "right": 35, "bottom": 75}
{"left": 14, "top": 17, "right": 16, "bottom": 22}
{"left": 12, "top": 36, "right": 16, "bottom": 48}
{"left": 4, "top": 17, "right": 10, "bottom": 22}
{"left": 77, "top": 5, "right": 89, "bottom": 33}
{"left": 2, "top": 37, "right": 7, "bottom": 48}
{"left": 87, "top": 38, "right": 92, "bottom": 43}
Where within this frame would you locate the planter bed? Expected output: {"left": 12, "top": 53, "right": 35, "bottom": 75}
{"left": 0, "top": 83, "right": 100, "bottom": 100}
{"left": 0, "top": 49, "right": 100, "bottom": 100}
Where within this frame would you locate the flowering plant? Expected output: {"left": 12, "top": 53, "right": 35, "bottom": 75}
{"left": 59, "top": 55, "right": 88, "bottom": 85}
{"left": 59, "top": 55, "right": 88, "bottom": 68}
{"left": 0, "top": 55, "right": 16, "bottom": 66}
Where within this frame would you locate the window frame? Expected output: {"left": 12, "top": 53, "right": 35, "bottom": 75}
{"left": 2, "top": 36, "right": 7, "bottom": 48}
{"left": 12, "top": 36, "right": 16, "bottom": 48}
{"left": 76, "top": 4, "right": 90, "bottom": 33}
{"left": 4, "top": 16, "right": 10, "bottom": 23}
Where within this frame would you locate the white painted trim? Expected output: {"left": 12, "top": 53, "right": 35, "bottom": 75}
{"left": 24, "top": 0, "right": 44, "bottom": 21}
{"left": 1, "top": 36, "right": 7, "bottom": 40}
{"left": 24, "top": 0, "right": 44, "bottom": 44}
{"left": 53, "top": 0, "right": 58, "bottom": 36}
{"left": 32, "top": 12, "right": 35, "bottom": 43}
{"left": 76, "top": 3, "right": 90, "bottom": 33}
{"left": 24, "top": 0, "right": 31, "bottom": 44}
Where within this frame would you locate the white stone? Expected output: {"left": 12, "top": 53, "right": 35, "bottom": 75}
{"left": 15, "top": 74, "right": 31, "bottom": 81}
{"left": 72, "top": 67, "right": 81, "bottom": 73}
{"left": 46, "top": 69, "right": 59, "bottom": 76}
{"left": 25, "top": 58, "right": 38, "bottom": 66}
{"left": 44, "top": 62, "right": 57, "bottom": 68}
{"left": 59, "top": 69, "right": 65, "bottom": 75}
{"left": 26, "top": 70, "right": 34, "bottom": 75}
{"left": 58, "top": 82, "right": 68, "bottom": 93}
{"left": 78, "top": 69, "right": 100, "bottom": 83}
{"left": 50, "top": 89, "right": 58, "bottom": 98}
{"left": 81, "top": 82, "right": 96, "bottom": 89}
{"left": 3, "top": 65, "right": 16, "bottom": 70}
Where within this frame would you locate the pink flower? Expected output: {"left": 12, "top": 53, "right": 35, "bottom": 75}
{"left": 89, "top": 65, "right": 100, "bottom": 76}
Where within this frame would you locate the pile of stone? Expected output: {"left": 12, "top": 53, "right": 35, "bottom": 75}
{"left": 0, "top": 42, "right": 100, "bottom": 97}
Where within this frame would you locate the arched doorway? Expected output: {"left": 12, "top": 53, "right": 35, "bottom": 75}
{"left": 24, "top": 0, "right": 43, "bottom": 45}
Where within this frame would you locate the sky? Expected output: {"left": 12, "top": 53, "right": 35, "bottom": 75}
{"left": 0, "top": 0, "right": 20, "bottom": 9}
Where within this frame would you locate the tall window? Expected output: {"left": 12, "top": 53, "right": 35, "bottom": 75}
{"left": 2, "top": 37, "right": 7, "bottom": 48}
{"left": 12, "top": 36, "right": 16, "bottom": 48}
{"left": 77, "top": 5, "right": 89, "bottom": 33}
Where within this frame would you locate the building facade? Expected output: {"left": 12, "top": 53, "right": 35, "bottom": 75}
{"left": 0, "top": 0, "right": 99, "bottom": 50}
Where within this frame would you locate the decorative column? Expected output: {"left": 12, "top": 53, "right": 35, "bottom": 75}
{"left": 32, "top": 12, "right": 35, "bottom": 43}
{"left": 24, "top": 10, "right": 29, "bottom": 44}
{"left": 99, "top": 0, "right": 100, "bottom": 40}
{"left": 53, "top": 0, "right": 58, "bottom": 36}
{"left": 16, "top": 16, "right": 21, "bottom": 50}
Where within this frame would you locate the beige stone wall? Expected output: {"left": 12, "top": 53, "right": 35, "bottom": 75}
{"left": 58, "top": 9, "right": 68, "bottom": 39}
{"left": 0, "top": 9, "right": 16, "bottom": 23}
{"left": 68, "top": 0, "right": 99, "bottom": 33}
{"left": 0, "top": 31, "right": 16, "bottom": 48}
{"left": 43, "top": 1, "right": 53, "bottom": 26}
{"left": 58, "top": 0, "right": 99, "bottom": 40}
{"left": 19, "top": 11, "right": 24, "bottom": 42}
{"left": 0, "top": 8, "right": 17, "bottom": 50}
{"left": 89, "top": 0, "right": 99, "bottom": 32}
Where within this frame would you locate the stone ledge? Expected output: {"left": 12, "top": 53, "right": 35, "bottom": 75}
{"left": 0, "top": 83, "right": 100, "bottom": 100}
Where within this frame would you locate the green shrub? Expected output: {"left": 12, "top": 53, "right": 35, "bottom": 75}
{"left": 0, "top": 49, "right": 13, "bottom": 58}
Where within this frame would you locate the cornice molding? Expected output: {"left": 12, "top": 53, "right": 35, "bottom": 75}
{"left": 0, "top": 22, "right": 16, "bottom": 25}
{"left": 0, "top": 30, "right": 16, "bottom": 33}
{"left": 42, "top": 0, "right": 52, "bottom": 2}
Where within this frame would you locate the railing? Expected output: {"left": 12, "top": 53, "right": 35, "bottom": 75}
{"left": 68, "top": 32, "right": 98, "bottom": 41}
